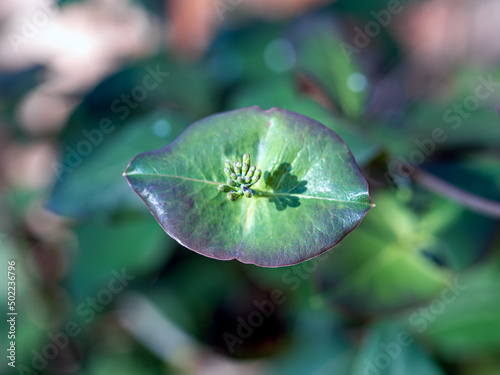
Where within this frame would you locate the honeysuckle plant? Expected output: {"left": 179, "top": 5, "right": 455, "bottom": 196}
{"left": 124, "top": 106, "right": 374, "bottom": 267}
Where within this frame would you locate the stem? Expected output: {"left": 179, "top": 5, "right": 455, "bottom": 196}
{"left": 413, "top": 168, "right": 500, "bottom": 218}
{"left": 251, "top": 189, "right": 272, "bottom": 197}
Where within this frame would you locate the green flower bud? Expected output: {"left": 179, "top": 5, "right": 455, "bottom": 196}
{"left": 251, "top": 169, "right": 262, "bottom": 184}
{"left": 217, "top": 184, "right": 231, "bottom": 193}
{"left": 234, "top": 161, "right": 241, "bottom": 174}
{"left": 242, "top": 163, "right": 249, "bottom": 175}
{"left": 243, "top": 153, "right": 251, "bottom": 165}
{"left": 218, "top": 153, "right": 260, "bottom": 201}
{"left": 227, "top": 192, "right": 239, "bottom": 201}
{"left": 247, "top": 166, "right": 256, "bottom": 177}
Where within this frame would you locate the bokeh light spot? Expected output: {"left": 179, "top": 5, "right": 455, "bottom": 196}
{"left": 153, "top": 119, "right": 171, "bottom": 138}
{"left": 263, "top": 38, "right": 296, "bottom": 73}
{"left": 347, "top": 72, "right": 367, "bottom": 92}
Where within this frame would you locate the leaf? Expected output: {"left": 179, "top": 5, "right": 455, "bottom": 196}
{"left": 351, "top": 321, "right": 445, "bottom": 375}
{"left": 228, "top": 75, "right": 379, "bottom": 167}
{"left": 420, "top": 194, "right": 496, "bottom": 271}
{"left": 61, "top": 53, "right": 215, "bottom": 143}
{"left": 321, "top": 193, "right": 448, "bottom": 315}
{"left": 372, "top": 69, "right": 500, "bottom": 157}
{"left": 0, "top": 236, "right": 48, "bottom": 367}
{"left": 267, "top": 307, "right": 355, "bottom": 375}
{"left": 420, "top": 255, "right": 500, "bottom": 358}
{"left": 210, "top": 23, "right": 286, "bottom": 84}
{"left": 291, "top": 17, "right": 368, "bottom": 120}
{"left": 47, "top": 110, "right": 189, "bottom": 218}
{"left": 124, "top": 106, "right": 373, "bottom": 267}
{"left": 70, "top": 211, "right": 176, "bottom": 301}
{"left": 461, "top": 360, "right": 500, "bottom": 375}
{"left": 86, "top": 345, "right": 164, "bottom": 375}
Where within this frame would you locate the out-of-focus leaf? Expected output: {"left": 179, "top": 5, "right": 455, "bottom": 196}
{"left": 291, "top": 17, "right": 368, "bottom": 120}
{"left": 61, "top": 54, "right": 216, "bottom": 143}
{"left": 268, "top": 307, "right": 355, "bottom": 375}
{"left": 0, "top": 236, "right": 48, "bottom": 370}
{"left": 47, "top": 110, "right": 188, "bottom": 218}
{"left": 209, "top": 24, "right": 286, "bottom": 85}
{"left": 242, "top": 258, "right": 321, "bottom": 308}
{"left": 462, "top": 360, "right": 500, "bottom": 375}
{"left": 420, "top": 194, "right": 496, "bottom": 270}
{"left": 373, "top": 70, "right": 500, "bottom": 157}
{"left": 392, "top": 106, "right": 500, "bottom": 152}
{"left": 332, "top": 0, "right": 403, "bottom": 13}
{"left": 124, "top": 106, "right": 373, "bottom": 267}
{"left": 0, "top": 66, "right": 44, "bottom": 122}
{"left": 419, "top": 255, "right": 500, "bottom": 358}
{"left": 322, "top": 193, "right": 448, "bottom": 315}
{"left": 86, "top": 344, "right": 166, "bottom": 375}
{"left": 351, "top": 321, "right": 445, "bottom": 375}
{"left": 70, "top": 211, "right": 174, "bottom": 300}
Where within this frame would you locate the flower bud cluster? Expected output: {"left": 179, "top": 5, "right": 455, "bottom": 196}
{"left": 217, "top": 153, "right": 262, "bottom": 201}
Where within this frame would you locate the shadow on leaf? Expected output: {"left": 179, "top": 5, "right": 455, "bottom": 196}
{"left": 263, "top": 163, "right": 307, "bottom": 211}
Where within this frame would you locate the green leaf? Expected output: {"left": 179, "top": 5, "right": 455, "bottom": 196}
{"left": 292, "top": 18, "right": 367, "bottom": 120}
{"left": 229, "top": 75, "right": 379, "bottom": 167}
{"left": 47, "top": 110, "right": 188, "bottom": 218}
{"left": 351, "top": 321, "right": 445, "bottom": 375}
{"left": 322, "top": 193, "right": 447, "bottom": 315}
{"left": 86, "top": 342, "right": 166, "bottom": 375}
{"left": 420, "top": 255, "right": 500, "bottom": 358}
{"left": 124, "top": 107, "right": 373, "bottom": 267}
{"left": 70, "top": 211, "right": 175, "bottom": 301}
{"left": 210, "top": 24, "right": 286, "bottom": 84}
{"left": 461, "top": 359, "right": 500, "bottom": 375}
{"left": 420, "top": 194, "right": 497, "bottom": 271}
{"left": 267, "top": 307, "right": 355, "bottom": 375}
{"left": 61, "top": 53, "right": 216, "bottom": 142}
{"left": 0, "top": 236, "right": 48, "bottom": 368}
{"left": 372, "top": 69, "right": 500, "bottom": 157}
